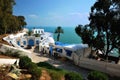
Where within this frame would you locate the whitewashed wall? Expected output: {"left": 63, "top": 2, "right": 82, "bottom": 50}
{"left": 0, "top": 43, "right": 31, "bottom": 58}
{"left": 78, "top": 58, "right": 120, "bottom": 77}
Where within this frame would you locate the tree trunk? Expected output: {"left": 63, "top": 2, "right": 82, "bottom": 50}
{"left": 57, "top": 33, "right": 60, "bottom": 41}
{"left": 105, "top": 31, "right": 109, "bottom": 59}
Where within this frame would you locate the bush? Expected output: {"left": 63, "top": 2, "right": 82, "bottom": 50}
{"left": 87, "top": 71, "right": 108, "bottom": 80}
{"left": 27, "top": 62, "right": 41, "bottom": 80}
{"left": 19, "top": 56, "right": 32, "bottom": 69}
{"left": 64, "top": 72, "right": 83, "bottom": 80}
{"left": 11, "top": 51, "right": 20, "bottom": 58}
{"left": 0, "top": 49, "right": 21, "bottom": 58}
{"left": 48, "top": 70, "right": 64, "bottom": 80}
{"left": 37, "top": 62, "right": 61, "bottom": 71}
{"left": 19, "top": 56, "right": 41, "bottom": 80}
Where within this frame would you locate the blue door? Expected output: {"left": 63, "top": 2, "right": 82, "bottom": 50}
{"left": 28, "top": 39, "right": 34, "bottom": 46}
{"left": 17, "top": 41, "right": 20, "bottom": 45}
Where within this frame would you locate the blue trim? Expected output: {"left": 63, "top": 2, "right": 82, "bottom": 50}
{"left": 55, "top": 41, "right": 69, "bottom": 46}
{"left": 49, "top": 46, "right": 53, "bottom": 55}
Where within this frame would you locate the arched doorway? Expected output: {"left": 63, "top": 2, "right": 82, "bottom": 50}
{"left": 28, "top": 39, "right": 34, "bottom": 46}
{"left": 17, "top": 41, "right": 20, "bottom": 46}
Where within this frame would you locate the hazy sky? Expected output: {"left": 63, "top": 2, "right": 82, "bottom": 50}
{"left": 13, "top": 0, "right": 96, "bottom": 27}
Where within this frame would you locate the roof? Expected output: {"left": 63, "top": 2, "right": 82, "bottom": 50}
{"left": 64, "top": 44, "right": 88, "bottom": 51}
{"left": 55, "top": 41, "right": 88, "bottom": 51}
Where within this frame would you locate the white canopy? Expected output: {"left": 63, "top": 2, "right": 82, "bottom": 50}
{"left": 64, "top": 44, "right": 88, "bottom": 51}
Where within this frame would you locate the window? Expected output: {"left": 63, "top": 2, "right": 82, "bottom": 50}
{"left": 65, "top": 49, "right": 72, "bottom": 57}
{"left": 41, "top": 37, "right": 43, "bottom": 40}
{"left": 36, "top": 40, "right": 39, "bottom": 44}
{"left": 35, "top": 31, "right": 37, "bottom": 34}
{"left": 23, "top": 41, "right": 26, "bottom": 45}
{"left": 41, "top": 31, "right": 43, "bottom": 34}
{"left": 38, "top": 30, "right": 40, "bottom": 33}
{"left": 56, "top": 48, "right": 62, "bottom": 53}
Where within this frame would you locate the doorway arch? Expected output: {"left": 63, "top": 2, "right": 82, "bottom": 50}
{"left": 28, "top": 39, "right": 34, "bottom": 46}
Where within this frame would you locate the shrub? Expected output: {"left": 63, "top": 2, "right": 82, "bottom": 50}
{"left": 27, "top": 62, "right": 41, "bottom": 80}
{"left": 11, "top": 51, "right": 21, "bottom": 58}
{"left": 19, "top": 56, "right": 32, "bottom": 69}
{"left": 0, "top": 49, "right": 21, "bottom": 58}
{"left": 87, "top": 71, "right": 108, "bottom": 80}
{"left": 64, "top": 72, "right": 83, "bottom": 80}
{"left": 37, "top": 62, "right": 61, "bottom": 71}
{"left": 48, "top": 70, "right": 64, "bottom": 80}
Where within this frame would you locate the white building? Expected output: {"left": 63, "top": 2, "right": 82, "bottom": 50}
{"left": 32, "top": 29, "right": 44, "bottom": 34}
{"left": 4, "top": 28, "right": 54, "bottom": 49}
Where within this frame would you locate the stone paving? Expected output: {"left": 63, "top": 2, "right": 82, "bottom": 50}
{"left": 28, "top": 46, "right": 90, "bottom": 79}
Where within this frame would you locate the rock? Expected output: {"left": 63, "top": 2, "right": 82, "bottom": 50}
{"left": 7, "top": 73, "right": 19, "bottom": 79}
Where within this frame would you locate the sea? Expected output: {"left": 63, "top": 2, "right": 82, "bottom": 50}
{"left": 26, "top": 26, "right": 82, "bottom": 44}
{"left": 26, "top": 26, "right": 119, "bottom": 57}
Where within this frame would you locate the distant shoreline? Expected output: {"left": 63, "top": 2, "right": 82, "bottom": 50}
{"left": 26, "top": 26, "right": 82, "bottom": 44}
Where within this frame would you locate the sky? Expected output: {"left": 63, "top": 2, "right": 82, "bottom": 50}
{"left": 13, "top": 0, "right": 96, "bottom": 27}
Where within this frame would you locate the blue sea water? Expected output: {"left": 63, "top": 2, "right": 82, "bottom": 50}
{"left": 26, "top": 26, "right": 120, "bottom": 57}
{"left": 26, "top": 26, "right": 82, "bottom": 44}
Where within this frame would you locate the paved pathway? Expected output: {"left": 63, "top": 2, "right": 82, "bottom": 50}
{"left": 28, "top": 46, "right": 90, "bottom": 79}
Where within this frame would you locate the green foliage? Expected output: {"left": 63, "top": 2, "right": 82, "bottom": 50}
{"left": 75, "top": 0, "right": 120, "bottom": 58}
{"left": 87, "top": 71, "right": 108, "bottom": 80}
{"left": 19, "top": 56, "right": 42, "bottom": 80}
{"left": 34, "top": 33, "right": 40, "bottom": 37}
{"left": 0, "top": 49, "right": 21, "bottom": 58}
{"left": 48, "top": 70, "right": 65, "bottom": 80}
{"left": 37, "top": 62, "right": 61, "bottom": 71}
{"left": 19, "top": 56, "right": 32, "bottom": 69}
{"left": 27, "top": 62, "right": 41, "bottom": 80}
{"left": 54, "top": 26, "right": 64, "bottom": 41}
{"left": 64, "top": 72, "right": 83, "bottom": 80}
{"left": 0, "top": 0, "right": 26, "bottom": 34}
{"left": 19, "top": 56, "right": 41, "bottom": 80}
{"left": 75, "top": 25, "right": 94, "bottom": 47}
{"left": 27, "top": 30, "right": 33, "bottom": 36}
{"left": 37, "top": 62, "right": 67, "bottom": 80}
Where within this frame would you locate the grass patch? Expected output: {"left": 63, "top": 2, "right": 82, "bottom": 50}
{"left": 48, "top": 70, "right": 66, "bottom": 80}
{"left": 64, "top": 71, "right": 83, "bottom": 80}
{"left": 37, "top": 61, "right": 83, "bottom": 80}
{"left": 37, "top": 62, "right": 62, "bottom": 71}
{"left": 87, "top": 71, "right": 108, "bottom": 80}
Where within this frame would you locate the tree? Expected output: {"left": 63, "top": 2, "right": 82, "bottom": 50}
{"left": 54, "top": 26, "right": 64, "bottom": 41}
{"left": 0, "top": 0, "right": 26, "bottom": 34}
{"left": 27, "top": 30, "right": 33, "bottom": 36}
{"left": 0, "top": 0, "right": 15, "bottom": 34}
{"left": 75, "top": 0, "right": 120, "bottom": 59}
{"left": 17, "top": 16, "right": 27, "bottom": 31}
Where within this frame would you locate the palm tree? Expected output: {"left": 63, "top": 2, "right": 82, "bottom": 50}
{"left": 27, "top": 30, "right": 33, "bottom": 36}
{"left": 54, "top": 26, "right": 64, "bottom": 41}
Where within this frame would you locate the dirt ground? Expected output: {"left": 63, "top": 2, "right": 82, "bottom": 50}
{"left": 0, "top": 34, "right": 10, "bottom": 45}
